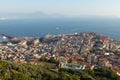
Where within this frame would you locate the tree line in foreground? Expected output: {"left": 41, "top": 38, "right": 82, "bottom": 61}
{"left": 0, "top": 60, "right": 120, "bottom": 80}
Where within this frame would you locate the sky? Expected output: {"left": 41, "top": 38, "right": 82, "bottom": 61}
{"left": 0, "top": 0, "right": 120, "bottom": 19}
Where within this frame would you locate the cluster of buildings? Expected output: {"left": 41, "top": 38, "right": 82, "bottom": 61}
{"left": 0, "top": 32, "right": 120, "bottom": 74}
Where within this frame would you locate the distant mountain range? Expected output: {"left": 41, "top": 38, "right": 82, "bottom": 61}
{"left": 0, "top": 11, "right": 66, "bottom": 20}
{"left": 0, "top": 11, "right": 119, "bottom": 20}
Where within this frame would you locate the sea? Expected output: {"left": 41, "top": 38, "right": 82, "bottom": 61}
{"left": 0, "top": 17, "right": 120, "bottom": 40}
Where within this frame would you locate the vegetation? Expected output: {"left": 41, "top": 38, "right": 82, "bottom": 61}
{"left": 0, "top": 60, "right": 120, "bottom": 80}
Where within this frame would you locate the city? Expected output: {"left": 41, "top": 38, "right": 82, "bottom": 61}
{"left": 0, "top": 32, "right": 120, "bottom": 76}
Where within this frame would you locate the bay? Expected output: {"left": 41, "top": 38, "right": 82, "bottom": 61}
{"left": 0, "top": 17, "right": 120, "bottom": 39}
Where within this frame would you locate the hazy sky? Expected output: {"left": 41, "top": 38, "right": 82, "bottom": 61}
{"left": 0, "top": 0, "right": 120, "bottom": 17}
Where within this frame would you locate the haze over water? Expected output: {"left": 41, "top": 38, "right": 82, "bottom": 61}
{"left": 0, "top": 17, "right": 120, "bottom": 40}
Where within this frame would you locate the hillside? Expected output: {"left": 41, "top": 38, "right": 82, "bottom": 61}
{"left": 0, "top": 60, "right": 120, "bottom": 80}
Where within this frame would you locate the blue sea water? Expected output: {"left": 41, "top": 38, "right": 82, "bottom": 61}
{"left": 0, "top": 17, "right": 120, "bottom": 39}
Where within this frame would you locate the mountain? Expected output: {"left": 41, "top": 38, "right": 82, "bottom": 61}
{"left": 0, "top": 12, "right": 66, "bottom": 20}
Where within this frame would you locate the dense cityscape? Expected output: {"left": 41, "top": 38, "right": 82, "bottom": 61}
{"left": 0, "top": 32, "right": 120, "bottom": 76}
{"left": 1, "top": 0, "right": 120, "bottom": 80}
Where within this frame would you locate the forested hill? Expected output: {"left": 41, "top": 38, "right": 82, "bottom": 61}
{"left": 0, "top": 60, "right": 120, "bottom": 80}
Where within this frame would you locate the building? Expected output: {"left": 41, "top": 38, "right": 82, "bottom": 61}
{"left": 59, "top": 62, "right": 86, "bottom": 71}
